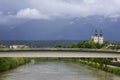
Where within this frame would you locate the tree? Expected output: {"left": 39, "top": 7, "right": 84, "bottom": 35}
{"left": 55, "top": 43, "right": 62, "bottom": 48}
{"left": 0, "top": 58, "right": 10, "bottom": 72}
{"left": 77, "top": 41, "right": 87, "bottom": 48}
{"left": 67, "top": 43, "right": 78, "bottom": 48}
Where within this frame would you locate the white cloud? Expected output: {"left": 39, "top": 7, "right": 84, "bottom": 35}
{"left": 0, "top": 8, "right": 49, "bottom": 25}
{"left": 26, "top": 0, "right": 120, "bottom": 18}
{"left": 109, "top": 14, "right": 120, "bottom": 18}
{"left": 16, "top": 8, "right": 49, "bottom": 19}
{"left": 1, "top": 0, "right": 120, "bottom": 23}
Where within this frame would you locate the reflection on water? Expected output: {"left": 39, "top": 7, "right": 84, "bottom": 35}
{"left": 0, "top": 61, "right": 120, "bottom": 80}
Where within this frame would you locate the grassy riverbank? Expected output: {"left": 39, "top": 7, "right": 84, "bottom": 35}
{"left": 78, "top": 59, "right": 120, "bottom": 76}
{"left": 0, "top": 58, "right": 31, "bottom": 72}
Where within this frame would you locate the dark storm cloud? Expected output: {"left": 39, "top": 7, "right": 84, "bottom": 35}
{"left": 0, "top": 0, "right": 120, "bottom": 25}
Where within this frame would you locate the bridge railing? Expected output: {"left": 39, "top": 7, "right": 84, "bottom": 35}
{"left": 0, "top": 48, "right": 119, "bottom": 53}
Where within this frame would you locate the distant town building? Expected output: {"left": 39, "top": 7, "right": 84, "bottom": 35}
{"left": 91, "top": 30, "right": 99, "bottom": 43}
{"left": 99, "top": 30, "right": 104, "bottom": 44}
{"left": 108, "top": 44, "right": 115, "bottom": 48}
{"left": 113, "top": 58, "right": 120, "bottom": 62}
{"left": 10, "top": 45, "right": 29, "bottom": 49}
{"left": 0, "top": 45, "right": 6, "bottom": 48}
{"left": 91, "top": 29, "right": 104, "bottom": 44}
{"left": 0, "top": 42, "right": 6, "bottom": 48}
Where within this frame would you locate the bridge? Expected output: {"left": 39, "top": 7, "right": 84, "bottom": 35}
{"left": 0, "top": 48, "right": 120, "bottom": 57}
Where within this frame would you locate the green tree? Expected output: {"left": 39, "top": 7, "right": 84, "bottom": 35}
{"left": 77, "top": 41, "right": 87, "bottom": 48}
{"left": 67, "top": 43, "right": 78, "bottom": 48}
{"left": 0, "top": 58, "right": 10, "bottom": 71}
{"left": 55, "top": 43, "right": 62, "bottom": 48}
{"left": 0, "top": 58, "right": 31, "bottom": 72}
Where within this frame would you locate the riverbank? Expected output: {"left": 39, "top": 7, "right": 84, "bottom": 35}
{"left": 0, "top": 58, "right": 31, "bottom": 72}
{"left": 78, "top": 59, "right": 120, "bottom": 76}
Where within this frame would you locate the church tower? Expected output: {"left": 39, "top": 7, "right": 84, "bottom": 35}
{"left": 99, "top": 30, "right": 104, "bottom": 44}
{"left": 91, "top": 30, "right": 99, "bottom": 43}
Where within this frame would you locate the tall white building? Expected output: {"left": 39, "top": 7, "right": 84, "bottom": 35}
{"left": 91, "top": 30, "right": 99, "bottom": 43}
{"left": 99, "top": 30, "right": 104, "bottom": 44}
{"left": 91, "top": 30, "right": 104, "bottom": 44}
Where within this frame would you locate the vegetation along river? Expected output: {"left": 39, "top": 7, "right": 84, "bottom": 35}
{"left": 0, "top": 61, "right": 120, "bottom": 80}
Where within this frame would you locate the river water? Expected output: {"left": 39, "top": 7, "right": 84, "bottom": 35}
{"left": 0, "top": 61, "right": 120, "bottom": 80}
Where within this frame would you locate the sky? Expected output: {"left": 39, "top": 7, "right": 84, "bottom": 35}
{"left": 0, "top": 0, "right": 120, "bottom": 21}
{"left": 0, "top": 0, "right": 120, "bottom": 40}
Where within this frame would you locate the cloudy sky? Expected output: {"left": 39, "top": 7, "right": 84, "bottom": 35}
{"left": 0, "top": 0, "right": 120, "bottom": 22}
{"left": 0, "top": 0, "right": 120, "bottom": 40}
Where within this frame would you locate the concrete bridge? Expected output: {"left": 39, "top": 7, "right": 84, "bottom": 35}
{"left": 0, "top": 48, "right": 120, "bottom": 57}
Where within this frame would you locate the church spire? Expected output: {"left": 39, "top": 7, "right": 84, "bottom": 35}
{"left": 95, "top": 29, "right": 98, "bottom": 36}
{"left": 99, "top": 29, "right": 104, "bottom": 44}
{"left": 91, "top": 29, "right": 104, "bottom": 44}
{"left": 100, "top": 29, "right": 103, "bottom": 37}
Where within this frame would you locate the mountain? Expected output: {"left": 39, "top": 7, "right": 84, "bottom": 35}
{"left": 1, "top": 16, "right": 120, "bottom": 41}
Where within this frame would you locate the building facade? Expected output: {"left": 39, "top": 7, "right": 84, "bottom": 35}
{"left": 91, "top": 30, "right": 99, "bottom": 43}
{"left": 10, "top": 45, "right": 29, "bottom": 49}
{"left": 99, "top": 30, "right": 104, "bottom": 44}
{"left": 91, "top": 30, "right": 104, "bottom": 44}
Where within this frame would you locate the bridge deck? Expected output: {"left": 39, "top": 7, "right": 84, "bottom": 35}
{"left": 0, "top": 48, "right": 120, "bottom": 57}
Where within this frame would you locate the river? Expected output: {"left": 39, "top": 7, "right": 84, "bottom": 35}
{"left": 0, "top": 61, "right": 120, "bottom": 80}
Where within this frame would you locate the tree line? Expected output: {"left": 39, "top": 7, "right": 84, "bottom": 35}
{"left": 55, "top": 39, "right": 118, "bottom": 49}
{"left": 0, "top": 58, "right": 31, "bottom": 72}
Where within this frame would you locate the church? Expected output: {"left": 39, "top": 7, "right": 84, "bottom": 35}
{"left": 91, "top": 29, "right": 104, "bottom": 44}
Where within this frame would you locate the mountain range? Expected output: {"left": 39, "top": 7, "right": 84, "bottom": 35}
{"left": 0, "top": 16, "right": 119, "bottom": 41}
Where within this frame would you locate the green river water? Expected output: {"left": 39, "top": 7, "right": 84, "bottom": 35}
{"left": 0, "top": 61, "right": 120, "bottom": 80}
